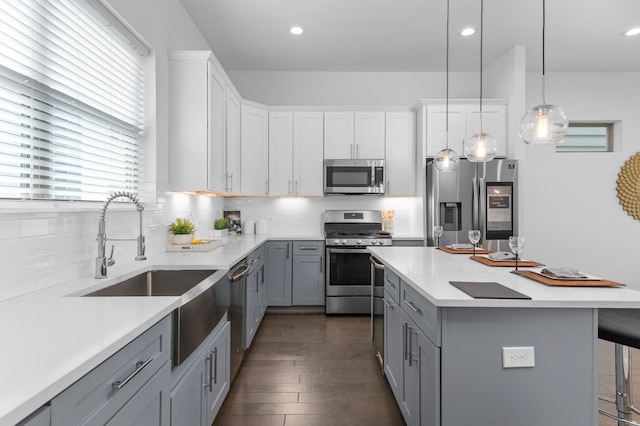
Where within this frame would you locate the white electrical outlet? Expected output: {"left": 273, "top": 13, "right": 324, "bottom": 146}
{"left": 502, "top": 346, "right": 535, "bottom": 368}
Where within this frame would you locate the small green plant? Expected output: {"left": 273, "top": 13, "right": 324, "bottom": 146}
{"left": 214, "top": 218, "right": 229, "bottom": 230}
{"left": 169, "top": 218, "right": 195, "bottom": 235}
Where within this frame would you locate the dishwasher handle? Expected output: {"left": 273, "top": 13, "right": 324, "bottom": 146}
{"left": 228, "top": 262, "right": 249, "bottom": 282}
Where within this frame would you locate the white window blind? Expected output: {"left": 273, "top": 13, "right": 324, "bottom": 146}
{"left": 0, "top": 0, "right": 146, "bottom": 201}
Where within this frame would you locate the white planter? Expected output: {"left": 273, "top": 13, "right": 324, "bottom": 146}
{"left": 172, "top": 233, "right": 193, "bottom": 245}
{"left": 213, "top": 228, "right": 228, "bottom": 237}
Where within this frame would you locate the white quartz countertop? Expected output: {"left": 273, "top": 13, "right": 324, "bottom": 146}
{"left": 0, "top": 233, "right": 324, "bottom": 426}
{"left": 369, "top": 246, "right": 640, "bottom": 308}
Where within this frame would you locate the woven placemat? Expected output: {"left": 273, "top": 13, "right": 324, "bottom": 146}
{"left": 437, "top": 246, "right": 491, "bottom": 255}
{"left": 471, "top": 255, "right": 544, "bottom": 268}
{"left": 513, "top": 270, "right": 624, "bottom": 287}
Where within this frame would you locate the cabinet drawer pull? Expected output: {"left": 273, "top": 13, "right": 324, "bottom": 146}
{"left": 213, "top": 348, "right": 218, "bottom": 386}
{"left": 298, "top": 246, "right": 318, "bottom": 251}
{"left": 384, "top": 278, "right": 396, "bottom": 288}
{"left": 382, "top": 298, "right": 393, "bottom": 309}
{"left": 404, "top": 299, "right": 422, "bottom": 314}
{"left": 112, "top": 357, "right": 154, "bottom": 391}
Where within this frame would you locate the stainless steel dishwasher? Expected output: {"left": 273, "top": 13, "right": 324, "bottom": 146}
{"left": 228, "top": 259, "right": 249, "bottom": 383}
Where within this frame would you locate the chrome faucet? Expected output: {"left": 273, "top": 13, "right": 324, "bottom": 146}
{"left": 96, "top": 191, "right": 146, "bottom": 279}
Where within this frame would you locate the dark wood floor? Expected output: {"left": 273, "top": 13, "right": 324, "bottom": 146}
{"left": 213, "top": 313, "right": 405, "bottom": 426}
{"left": 213, "top": 313, "right": 640, "bottom": 426}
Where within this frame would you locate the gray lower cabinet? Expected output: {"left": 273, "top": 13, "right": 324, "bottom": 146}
{"left": 384, "top": 278, "right": 440, "bottom": 426}
{"left": 17, "top": 406, "right": 50, "bottom": 426}
{"left": 292, "top": 241, "right": 325, "bottom": 305}
{"left": 50, "top": 316, "right": 172, "bottom": 425}
{"left": 265, "top": 241, "right": 292, "bottom": 306}
{"left": 170, "top": 320, "right": 230, "bottom": 426}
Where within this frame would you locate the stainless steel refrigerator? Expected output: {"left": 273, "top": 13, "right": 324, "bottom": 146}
{"left": 425, "top": 158, "right": 518, "bottom": 252}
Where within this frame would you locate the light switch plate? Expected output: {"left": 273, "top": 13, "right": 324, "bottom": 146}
{"left": 502, "top": 346, "right": 535, "bottom": 368}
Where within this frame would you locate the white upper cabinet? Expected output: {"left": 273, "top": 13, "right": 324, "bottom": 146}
{"left": 324, "top": 111, "right": 385, "bottom": 159}
{"left": 425, "top": 101, "right": 507, "bottom": 158}
{"left": 168, "top": 51, "right": 242, "bottom": 194}
{"left": 355, "top": 112, "right": 386, "bottom": 159}
{"left": 269, "top": 111, "right": 324, "bottom": 196}
{"left": 323, "top": 112, "right": 354, "bottom": 159}
{"left": 241, "top": 102, "right": 269, "bottom": 196}
{"left": 385, "top": 111, "right": 416, "bottom": 196}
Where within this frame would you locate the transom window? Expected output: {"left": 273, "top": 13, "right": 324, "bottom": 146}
{"left": 556, "top": 123, "right": 613, "bottom": 153}
{"left": 0, "top": 0, "right": 147, "bottom": 201}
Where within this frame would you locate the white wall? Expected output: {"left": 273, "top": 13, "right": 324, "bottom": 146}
{"left": 522, "top": 72, "right": 640, "bottom": 289}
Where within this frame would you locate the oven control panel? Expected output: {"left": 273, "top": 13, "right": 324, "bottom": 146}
{"left": 326, "top": 238, "right": 392, "bottom": 247}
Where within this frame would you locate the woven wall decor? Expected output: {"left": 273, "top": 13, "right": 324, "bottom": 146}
{"left": 616, "top": 152, "right": 640, "bottom": 220}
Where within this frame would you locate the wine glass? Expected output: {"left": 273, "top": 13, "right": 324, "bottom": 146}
{"left": 433, "top": 225, "right": 443, "bottom": 247}
{"left": 468, "top": 229, "right": 481, "bottom": 256}
{"left": 509, "top": 236, "right": 525, "bottom": 271}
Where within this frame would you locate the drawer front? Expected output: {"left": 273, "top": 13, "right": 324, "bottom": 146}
{"left": 384, "top": 269, "right": 400, "bottom": 303}
{"left": 51, "top": 316, "right": 171, "bottom": 425}
{"left": 401, "top": 281, "right": 441, "bottom": 346}
{"left": 293, "top": 240, "right": 324, "bottom": 256}
{"left": 247, "top": 244, "right": 265, "bottom": 264}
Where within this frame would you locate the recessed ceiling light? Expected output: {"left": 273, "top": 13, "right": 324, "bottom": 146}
{"left": 624, "top": 27, "right": 640, "bottom": 36}
{"left": 460, "top": 27, "right": 476, "bottom": 37}
{"left": 290, "top": 26, "right": 303, "bottom": 35}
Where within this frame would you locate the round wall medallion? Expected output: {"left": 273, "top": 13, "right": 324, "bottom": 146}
{"left": 616, "top": 152, "right": 640, "bottom": 220}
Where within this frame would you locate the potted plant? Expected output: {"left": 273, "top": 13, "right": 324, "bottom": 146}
{"left": 213, "top": 218, "right": 229, "bottom": 237}
{"left": 169, "top": 217, "right": 196, "bottom": 244}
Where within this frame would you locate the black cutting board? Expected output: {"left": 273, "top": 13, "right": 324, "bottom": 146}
{"left": 449, "top": 281, "right": 531, "bottom": 300}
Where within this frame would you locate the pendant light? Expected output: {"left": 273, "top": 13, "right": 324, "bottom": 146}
{"left": 464, "top": 0, "right": 497, "bottom": 162}
{"left": 519, "top": 0, "right": 568, "bottom": 145}
{"left": 434, "top": 0, "right": 460, "bottom": 172}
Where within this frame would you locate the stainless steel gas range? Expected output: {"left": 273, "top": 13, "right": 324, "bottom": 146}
{"left": 324, "top": 210, "right": 391, "bottom": 315}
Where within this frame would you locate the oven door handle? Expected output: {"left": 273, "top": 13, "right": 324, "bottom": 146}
{"left": 328, "top": 248, "right": 369, "bottom": 254}
{"left": 369, "top": 256, "right": 385, "bottom": 270}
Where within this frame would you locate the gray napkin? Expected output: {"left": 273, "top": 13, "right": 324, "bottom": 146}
{"left": 488, "top": 251, "right": 516, "bottom": 260}
{"left": 540, "top": 267, "right": 588, "bottom": 279}
{"left": 449, "top": 243, "right": 474, "bottom": 250}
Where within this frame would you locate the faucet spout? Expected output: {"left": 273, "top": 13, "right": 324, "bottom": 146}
{"left": 96, "top": 191, "right": 146, "bottom": 279}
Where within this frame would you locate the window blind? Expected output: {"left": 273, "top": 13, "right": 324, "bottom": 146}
{"left": 0, "top": 0, "right": 146, "bottom": 201}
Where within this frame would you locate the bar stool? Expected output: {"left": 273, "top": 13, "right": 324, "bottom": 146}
{"left": 598, "top": 309, "right": 640, "bottom": 425}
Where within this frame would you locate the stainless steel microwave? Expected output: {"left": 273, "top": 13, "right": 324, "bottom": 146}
{"left": 323, "top": 159, "right": 385, "bottom": 195}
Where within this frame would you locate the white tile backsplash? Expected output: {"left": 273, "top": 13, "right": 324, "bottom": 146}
{"left": 0, "top": 193, "right": 422, "bottom": 302}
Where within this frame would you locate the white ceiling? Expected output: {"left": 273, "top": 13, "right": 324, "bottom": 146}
{"left": 178, "top": 0, "right": 640, "bottom": 73}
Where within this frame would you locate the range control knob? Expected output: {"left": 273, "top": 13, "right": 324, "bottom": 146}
{"left": 341, "top": 239, "right": 347, "bottom": 245}
{"left": 333, "top": 239, "right": 340, "bottom": 245}
{"left": 356, "top": 239, "right": 362, "bottom": 245}
{"left": 372, "top": 239, "right": 378, "bottom": 245}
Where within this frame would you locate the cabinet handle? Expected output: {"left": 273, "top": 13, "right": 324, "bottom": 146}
{"left": 404, "top": 299, "right": 422, "bottom": 314}
{"left": 213, "top": 348, "right": 218, "bottom": 385}
{"left": 112, "top": 357, "right": 154, "bottom": 391}
{"left": 298, "top": 246, "right": 317, "bottom": 251}
{"left": 382, "top": 298, "right": 392, "bottom": 309}
{"left": 207, "top": 350, "right": 214, "bottom": 391}
{"left": 229, "top": 173, "right": 233, "bottom": 192}
{"left": 408, "top": 325, "right": 414, "bottom": 367}
{"left": 286, "top": 242, "right": 290, "bottom": 259}
{"left": 384, "top": 278, "right": 396, "bottom": 288}
{"left": 403, "top": 322, "right": 408, "bottom": 361}
{"left": 320, "top": 256, "right": 323, "bottom": 273}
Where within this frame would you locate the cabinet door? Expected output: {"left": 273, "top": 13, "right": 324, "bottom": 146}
{"left": 355, "top": 112, "right": 385, "bottom": 159}
{"left": 385, "top": 111, "right": 416, "bottom": 196}
{"left": 258, "top": 261, "right": 267, "bottom": 320}
{"left": 292, "top": 255, "right": 325, "bottom": 305}
{"left": 241, "top": 103, "right": 269, "bottom": 196}
{"left": 208, "top": 63, "right": 226, "bottom": 192}
{"left": 426, "top": 104, "right": 466, "bottom": 157}
{"left": 170, "top": 355, "right": 205, "bottom": 426}
{"left": 225, "top": 89, "right": 241, "bottom": 194}
{"left": 402, "top": 318, "right": 420, "bottom": 426}
{"left": 417, "top": 331, "right": 441, "bottom": 426}
{"left": 383, "top": 290, "right": 403, "bottom": 403}
{"left": 105, "top": 362, "right": 170, "bottom": 426}
{"left": 293, "top": 111, "right": 324, "bottom": 196}
{"left": 466, "top": 104, "right": 507, "bottom": 157}
{"left": 269, "top": 111, "right": 294, "bottom": 196}
{"left": 244, "top": 270, "right": 258, "bottom": 348}
{"left": 205, "top": 322, "right": 230, "bottom": 426}
{"left": 324, "top": 112, "right": 354, "bottom": 159}
{"left": 265, "top": 241, "right": 293, "bottom": 306}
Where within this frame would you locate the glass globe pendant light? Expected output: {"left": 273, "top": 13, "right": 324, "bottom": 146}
{"left": 464, "top": 0, "right": 498, "bottom": 162}
{"left": 519, "top": 0, "right": 568, "bottom": 145}
{"left": 434, "top": 0, "right": 460, "bottom": 172}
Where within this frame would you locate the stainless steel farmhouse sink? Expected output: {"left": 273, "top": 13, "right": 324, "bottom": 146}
{"left": 83, "top": 268, "right": 230, "bottom": 366}
{"left": 84, "top": 269, "right": 217, "bottom": 297}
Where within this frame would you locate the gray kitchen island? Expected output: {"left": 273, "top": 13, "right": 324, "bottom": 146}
{"left": 368, "top": 246, "right": 640, "bottom": 426}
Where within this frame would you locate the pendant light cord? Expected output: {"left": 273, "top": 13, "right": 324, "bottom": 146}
{"left": 541, "top": 0, "right": 547, "bottom": 105}
{"left": 445, "top": 0, "right": 450, "bottom": 150}
{"left": 479, "top": 0, "right": 484, "bottom": 131}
